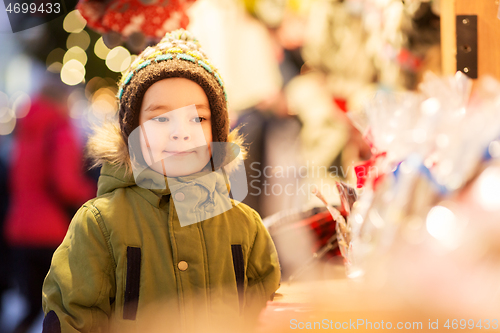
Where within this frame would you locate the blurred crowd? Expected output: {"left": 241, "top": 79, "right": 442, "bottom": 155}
{"left": 0, "top": 77, "right": 96, "bottom": 333}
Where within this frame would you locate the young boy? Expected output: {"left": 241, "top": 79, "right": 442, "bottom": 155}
{"left": 42, "top": 29, "right": 281, "bottom": 333}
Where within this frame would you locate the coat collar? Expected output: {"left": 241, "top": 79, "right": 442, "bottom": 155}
{"left": 99, "top": 162, "right": 229, "bottom": 209}
{"left": 91, "top": 118, "right": 246, "bottom": 209}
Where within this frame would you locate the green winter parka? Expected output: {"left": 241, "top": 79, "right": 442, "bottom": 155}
{"left": 41, "top": 125, "right": 280, "bottom": 333}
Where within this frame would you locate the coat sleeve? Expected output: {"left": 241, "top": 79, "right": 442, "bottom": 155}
{"left": 244, "top": 209, "right": 281, "bottom": 319}
{"left": 42, "top": 204, "right": 116, "bottom": 333}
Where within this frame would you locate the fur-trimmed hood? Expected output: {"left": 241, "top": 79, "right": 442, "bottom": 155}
{"left": 86, "top": 118, "right": 247, "bottom": 195}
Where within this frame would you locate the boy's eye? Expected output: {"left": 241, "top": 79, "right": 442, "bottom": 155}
{"left": 153, "top": 117, "right": 168, "bottom": 123}
{"left": 192, "top": 116, "right": 206, "bottom": 123}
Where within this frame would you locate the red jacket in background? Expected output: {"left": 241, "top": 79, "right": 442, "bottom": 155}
{"left": 4, "top": 94, "right": 96, "bottom": 247}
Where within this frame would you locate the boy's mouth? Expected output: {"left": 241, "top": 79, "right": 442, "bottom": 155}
{"left": 164, "top": 150, "right": 195, "bottom": 156}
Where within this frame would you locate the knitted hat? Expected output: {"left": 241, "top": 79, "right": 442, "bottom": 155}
{"left": 117, "top": 29, "right": 229, "bottom": 151}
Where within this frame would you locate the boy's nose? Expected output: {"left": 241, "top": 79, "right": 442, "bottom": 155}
{"left": 169, "top": 120, "right": 191, "bottom": 141}
{"left": 170, "top": 133, "right": 190, "bottom": 141}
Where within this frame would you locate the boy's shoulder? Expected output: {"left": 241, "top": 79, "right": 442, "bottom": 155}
{"left": 227, "top": 199, "right": 265, "bottom": 229}
{"left": 228, "top": 199, "right": 257, "bottom": 216}
{"left": 79, "top": 186, "right": 149, "bottom": 223}
{"left": 85, "top": 187, "right": 129, "bottom": 208}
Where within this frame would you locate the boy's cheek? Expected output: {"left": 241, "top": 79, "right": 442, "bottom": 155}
{"left": 139, "top": 138, "right": 160, "bottom": 165}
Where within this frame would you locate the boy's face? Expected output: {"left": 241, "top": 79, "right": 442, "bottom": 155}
{"left": 138, "top": 78, "right": 213, "bottom": 177}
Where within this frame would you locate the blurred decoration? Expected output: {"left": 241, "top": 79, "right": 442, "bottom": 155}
{"left": 0, "top": 90, "right": 31, "bottom": 136}
{"left": 105, "top": 46, "right": 131, "bottom": 73}
{"left": 188, "top": 0, "right": 283, "bottom": 112}
{"left": 5, "top": 55, "right": 35, "bottom": 95}
{"left": 46, "top": 48, "right": 66, "bottom": 73}
{"left": 8, "top": 9, "right": 120, "bottom": 92}
{"left": 64, "top": 46, "right": 88, "bottom": 66}
{"left": 67, "top": 30, "right": 92, "bottom": 50}
{"left": 302, "top": 0, "right": 441, "bottom": 113}
{"left": 241, "top": 0, "right": 311, "bottom": 29}
{"left": 94, "top": 36, "right": 112, "bottom": 59}
{"left": 242, "top": 0, "right": 288, "bottom": 28}
{"left": 285, "top": 72, "right": 351, "bottom": 200}
{"left": 0, "top": 107, "right": 16, "bottom": 136}
{"left": 39, "top": 13, "right": 122, "bottom": 99}
{"left": 61, "top": 59, "right": 86, "bottom": 86}
{"left": 77, "top": 0, "right": 197, "bottom": 53}
{"left": 332, "top": 71, "right": 500, "bottom": 317}
{"left": 63, "top": 9, "right": 87, "bottom": 33}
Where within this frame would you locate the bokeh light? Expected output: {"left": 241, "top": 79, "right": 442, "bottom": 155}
{"left": 94, "top": 37, "right": 111, "bottom": 60}
{"left": 46, "top": 48, "right": 65, "bottom": 67}
{"left": 63, "top": 46, "right": 87, "bottom": 66}
{"left": 420, "top": 97, "right": 440, "bottom": 115}
{"left": 6, "top": 56, "right": 32, "bottom": 95}
{"left": 474, "top": 166, "right": 500, "bottom": 211}
{"left": 0, "top": 106, "right": 13, "bottom": 122}
{"left": 92, "top": 87, "right": 117, "bottom": 119}
{"left": 0, "top": 106, "right": 16, "bottom": 135}
{"left": 46, "top": 48, "right": 65, "bottom": 73}
{"left": 47, "top": 63, "right": 63, "bottom": 73}
{"left": 426, "top": 205, "right": 458, "bottom": 247}
{"left": 488, "top": 140, "right": 500, "bottom": 159}
{"left": 67, "top": 30, "right": 91, "bottom": 51}
{"left": 63, "top": 10, "right": 87, "bottom": 33}
{"left": 85, "top": 76, "right": 108, "bottom": 99}
{"left": 126, "top": 55, "right": 138, "bottom": 74}
{"left": 60, "top": 59, "right": 86, "bottom": 86}
{"left": 11, "top": 92, "right": 30, "bottom": 118}
{"left": 67, "top": 88, "right": 88, "bottom": 119}
{"left": 105, "top": 46, "right": 131, "bottom": 73}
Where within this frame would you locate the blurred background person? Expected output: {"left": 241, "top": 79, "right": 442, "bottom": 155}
{"left": 3, "top": 73, "right": 96, "bottom": 333}
{"left": 0, "top": 134, "right": 12, "bottom": 333}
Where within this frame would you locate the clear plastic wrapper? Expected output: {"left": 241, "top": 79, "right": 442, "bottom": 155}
{"left": 340, "top": 72, "right": 500, "bottom": 304}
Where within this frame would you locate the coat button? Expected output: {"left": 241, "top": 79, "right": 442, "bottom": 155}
{"left": 177, "top": 261, "right": 188, "bottom": 271}
{"left": 174, "top": 192, "right": 185, "bottom": 202}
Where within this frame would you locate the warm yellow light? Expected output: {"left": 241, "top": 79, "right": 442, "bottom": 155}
{"left": 92, "top": 87, "right": 116, "bottom": 103}
{"left": 474, "top": 166, "right": 500, "bottom": 211}
{"left": 123, "top": 55, "right": 138, "bottom": 75}
{"left": 46, "top": 48, "right": 65, "bottom": 68}
{"left": 11, "top": 92, "right": 30, "bottom": 118}
{"left": 94, "top": 37, "right": 111, "bottom": 60}
{"left": 61, "top": 60, "right": 86, "bottom": 86}
{"left": 425, "top": 205, "right": 457, "bottom": 245}
{"left": 106, "top": 46, "right": 131, "bottom": 73}
{"left": 93, "top": 99, "right": 116, "bottom": 116}
{"left": 63, "top": 10, "right": 87, "bottom": 33}
{"left": 63, "top": 46, "right": 87, "bottom": 66}
{"left": 67, "top": 30, "right": 91, "bottom": 51}
{"left": 0, "top": 116, "right": 16, "bottom": 135}
{"left": 67, "top": 88, "right": 88, "bottom": 119}
{"left": 0, "top": 106, "right": 13, "bottom": 123}
{"left": 47, "top": 62, "right": 63, "bottom": 73}
{"left": 92, "top": 87, "right": 118, "bottom": 116}
{"left": 0, "top": 106, "right": 16, "bottom": 135}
